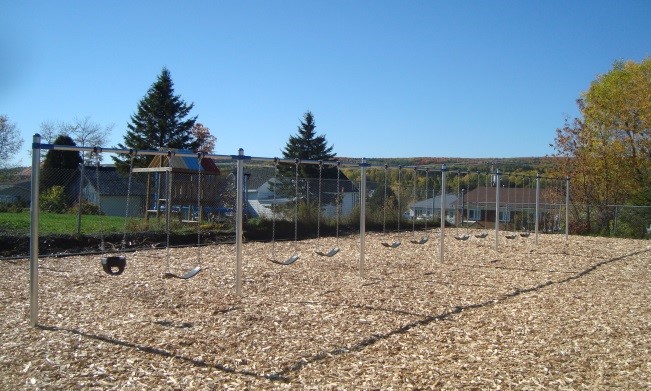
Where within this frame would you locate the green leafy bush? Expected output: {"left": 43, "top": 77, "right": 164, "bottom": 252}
{"left": 39, "top": 186, "right": 67, "bottom": 213}
{"left": 68, "top": 200, "right": 102, "bottom": 215}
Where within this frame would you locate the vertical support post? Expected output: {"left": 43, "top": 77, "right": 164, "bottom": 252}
{"left": 359, "top": 158, "right": 368, "bottom": 278}
{"left": 439, "top": 164, "right": 446, "bottom": 262}
{"left": 535, "top": 173, "right": 541, "bottom": 245}
{"left": 235, "top": 148, "right": 244, "bottom": 296}
{"left": 565, "top": 176, "right": 570, "bottom": 240}
{"left": 494, "top": 169, "right": 501, "bottom": 251}
{"left": 30, "top": 134, "right": 41, "bottom": 327}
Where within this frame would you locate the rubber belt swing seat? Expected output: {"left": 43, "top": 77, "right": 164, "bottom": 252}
{"left": 410, "top": 236, "right": 429, "bottom": 245}
{"left": 268, "top": 255, "right": 300, "bottom": 266}
{"left": 316, "top": 247, "right": 340, "bottom": 257}
{"left": 163, "top": 266, "right": 202, "bottom": 279}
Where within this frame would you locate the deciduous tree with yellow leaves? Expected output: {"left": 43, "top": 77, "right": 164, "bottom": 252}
{"left": 554, "top": 58, "right": 651, "bottom": 235}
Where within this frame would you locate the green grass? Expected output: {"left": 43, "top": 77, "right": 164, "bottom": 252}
{"left": 0, "top": 211, "right": 129, "bottom": 235}
{"left": 0, "top": 211, "right": 212, "bottom": 236}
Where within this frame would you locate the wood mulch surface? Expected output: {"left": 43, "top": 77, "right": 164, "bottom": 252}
{"left": 1, "top": 231, "right": 650, "bottom": 389}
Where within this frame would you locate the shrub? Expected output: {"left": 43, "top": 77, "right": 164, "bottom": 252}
{"left": 68, "top": 200, "right": 103, "bottom": 215}
{"left": 39, "top": 186, "right": 68, "bottom": 213}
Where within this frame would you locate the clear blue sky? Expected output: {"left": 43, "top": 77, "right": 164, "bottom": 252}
{"left": 2, "top": 1, "right": 650, "bottom": 165}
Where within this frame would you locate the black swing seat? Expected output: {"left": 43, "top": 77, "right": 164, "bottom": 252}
{"left": 520, "top": 232, "right": 531, "bottom": 237}
{"left": 316, "top": 247, "right": 340, "bottom": 257}
{"left": 381, "top": 241, "right": 401, "bottom": 248}
{"left": 163, "top": 266, "right": 202, "bottom": 280}
{"left": 269, "top": 254, "right": 300, "bottom": 265}
{"left": 454, "top": 234, "right": 470, "bottom": 241}
{"left": 505, "top": 234, "right": 517, "bottom": 240}
{"left": 475, "top": 231, "right": 489, "bottom": 238}
{"left": 101, "top": 255, "right": 126, "bottom": 276}
{"left": 410, "top": 236, "right": 429, "bottom": 245}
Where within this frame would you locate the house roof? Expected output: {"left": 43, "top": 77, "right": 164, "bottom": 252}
{"left": 410, "top": 194, "right": 459, "bottom": 209}
{"left": 78, "top": 166, "right": 147, "bottom": 196}
{"left": 465, "top": 186, "right": 561, "bottom": 205}
{"left": 0, "top": 181, "right": 31, "bottom": 198}
{"left": 144, "top": 150, "right": 220, "bottom": 174}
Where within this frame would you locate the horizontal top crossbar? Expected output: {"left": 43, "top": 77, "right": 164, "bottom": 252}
{"left": 31, "top": 141, "right": 569, "bottom": 180}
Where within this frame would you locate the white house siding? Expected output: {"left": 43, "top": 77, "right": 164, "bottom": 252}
{"left": 99, "top": 196, "right": 145, "bottom": 217}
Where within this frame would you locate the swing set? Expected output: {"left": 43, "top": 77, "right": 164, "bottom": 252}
{"left": 27, "top": 137, "right": 572, "bottom": 327}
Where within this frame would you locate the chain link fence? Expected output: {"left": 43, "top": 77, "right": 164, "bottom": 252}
{"left": 1, "top": 165, "right": 649, "bottom": 258}
{"left": 570, "top": 204, "right": 651, "bottom": 238}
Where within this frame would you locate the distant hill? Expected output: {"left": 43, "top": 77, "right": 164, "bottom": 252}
{"left": 338, "top": 156, "right": 558, "bottom": 173}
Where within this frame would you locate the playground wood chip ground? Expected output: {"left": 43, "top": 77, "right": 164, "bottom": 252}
{"left": 1, "top": 231, "right": 650, "bottom": 389}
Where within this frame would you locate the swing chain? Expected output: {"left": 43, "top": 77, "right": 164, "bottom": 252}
{"left": 412, "top": 167, "right": 417, "bottom": 234}
{"left": 383, "top": 164, "right": 388, "bottom": 235}
{"left": 316, "top": 160, "right": 323, "bottom": 241}
{"left": 165, "top": 150, "right": 174, "bottom": 272}
{"left": 397, "top": 166, "right": 402, "bottom": 233}
{"left": 271, "top": 158, "right": 278, "bottom": 259}
{"left": 93, "top": 147, "right": 104, "bottom": 252}
{"left": 294, "top": 158, "right": 299, "bottom": 245}
{"left": 336, "top": 160, "right": 341, "bottom": 243}
{"left": 121, "top": 149, "right": 136, "bottom": 253}
{"left": 424, "top": 168, "right": 429, "bottom": 230}
{"left": 197, "top": 151, "right": 205, "bottom": 267}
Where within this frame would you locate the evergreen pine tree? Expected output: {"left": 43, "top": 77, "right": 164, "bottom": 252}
{"left": 41, "top": 135, "right": 83, "bottom": 191}
{"left": 113, "top": 67, "right": 197, "bottom": 168}
{"left": 282, "top": 111, "right": 336, "bottom": 179}
{"left": 42, "top": 135, "right": 82, "bottom": 169}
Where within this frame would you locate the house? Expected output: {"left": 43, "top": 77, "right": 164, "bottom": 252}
{"left": 245, "top": 166, "right": 359, "bottom": 220}
{"left": 1, "top": 165, "right": 148, "bottom": 216}
{"left": 464, "top": 186, "right": 563, "bottom": 231}
{"left": 70, "top": 165, "right": 148, "bottom": 217}
{"left": 0, "top": 167, "right": 31, "bottom": 204}
{"left": 407, "top": 194, "right": 459, "bottom": 225}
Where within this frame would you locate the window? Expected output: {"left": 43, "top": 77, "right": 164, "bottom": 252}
{"left": 467, "top": 208, "right": 481, "bottom": 221}
{"left": 499, "top": 208, "right": 510, "bottom": 222}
